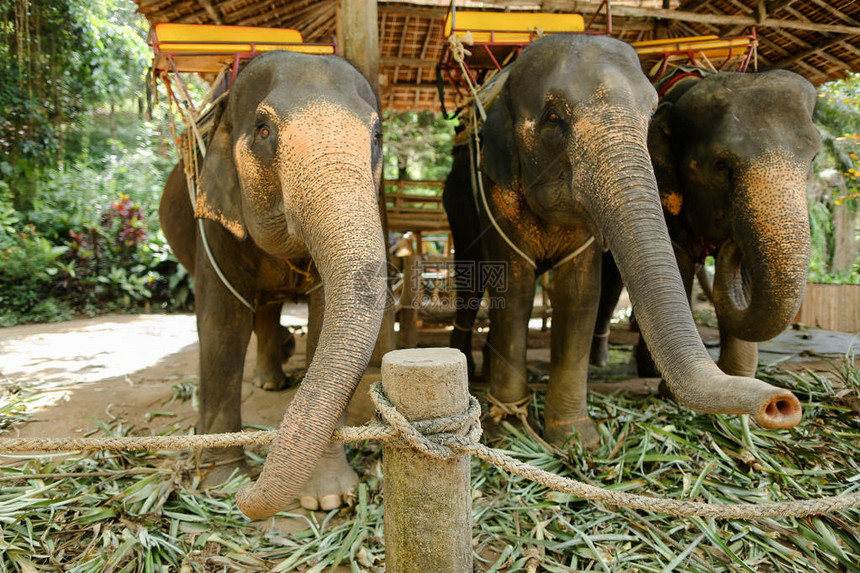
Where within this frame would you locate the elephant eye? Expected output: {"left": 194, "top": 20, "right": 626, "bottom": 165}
{"left": 546, "top": 112, "right": 562, "bottom": 124}
{"left": 257, "top": 124, "right": 271, "bottom": 139}
{"left": 715, "top": 159, "right": 731, "bottom": 173}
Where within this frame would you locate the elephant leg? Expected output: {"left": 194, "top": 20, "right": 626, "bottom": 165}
{"left": 306, "top": 285, "right": 325, "bottom": 367}
{"left": 716, "top": 324, "right": 759, "bottom": 377}
{"left": 296, "top": 416, "right": 359, "bottom": 511}
{"left": 485, "top": 259, "right": 534, "bottom": 409}
{"left": 590, "top": 251, "right": 623, "bottom": 367}
{"left": 195, "top": 251, "right": 254, "bottom": 482}
{"left": 251, "top": 302, "right": 294, "bottom": 391}
{"left": 544, "top": 245, "right": 602, "bottom": 450}
{"left": 448, "top": 241, "right": 486, "bottom": 379}
{"left": 696, "top": 263, "right": 715, "bottom": 304}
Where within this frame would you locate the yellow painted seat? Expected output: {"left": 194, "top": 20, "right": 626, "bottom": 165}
{"left": 151, "top": 23, "right": 334, "bottom": 74}
{"left": 444, "top": 11, "right": 584, "bottom": 44}
{"left": 632, "top": 35, "right": 752, "bottom": 63}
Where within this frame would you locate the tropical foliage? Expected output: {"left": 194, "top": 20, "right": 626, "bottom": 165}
{"left": 0, "top": 0, "right": 190, "bottom": 325}
{"left": 810, "top": 72, "right": 860, "bottom": 284}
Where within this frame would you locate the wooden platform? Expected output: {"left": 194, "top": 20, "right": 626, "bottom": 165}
{"left": 385, "top": 180, "right": 448, "bottom": 232}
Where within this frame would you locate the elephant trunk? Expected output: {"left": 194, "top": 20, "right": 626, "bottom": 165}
{"left": 713, "top": 156, "right": 810, "bottom": 342}
{"left": 578, "top": 107, "right": 801, "bottom": 429}
{"left": 237, "top": 147, "right": 386, "bottom": 520}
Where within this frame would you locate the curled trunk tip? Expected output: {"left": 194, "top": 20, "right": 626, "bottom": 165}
{"left": 664, "top": 372, "right": 802, "bottom": 430}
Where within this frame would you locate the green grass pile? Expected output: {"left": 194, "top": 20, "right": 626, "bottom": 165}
{"left": 0, "top": 357, "right": 857, "bottom": 572}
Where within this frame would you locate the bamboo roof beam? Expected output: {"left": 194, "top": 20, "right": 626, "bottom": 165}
{"left": 196, "top": 0, "right": 223, "bottom": 24}
{"left": 548, "top": 1, "right": 860, "bottom": 35}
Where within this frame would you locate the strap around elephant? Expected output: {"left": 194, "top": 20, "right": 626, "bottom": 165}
{"left": 171, "top": 71, "right": 256, "bottom": 312}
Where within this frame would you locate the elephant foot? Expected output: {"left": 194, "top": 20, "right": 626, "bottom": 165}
{"left": 251, "top": 370, "right": 292, "bottom": 391}
{"left": 197, "top": 446, "right": 251, "bottom": 488}
{"left": 544, "top": 416, "right": 600, "bottom": 451}
{"left": 298, "top": 442, "right": 358, "bottom": 511}
{"left": 590, "top": 334, "right": 610, "bottom": 367}
{"left": 657, "top": 379, "right": 675, "bottom": 400}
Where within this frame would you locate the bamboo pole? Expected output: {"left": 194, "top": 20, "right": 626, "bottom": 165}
{"left": 381, "top": 348, "right": 472, "bottom": 572}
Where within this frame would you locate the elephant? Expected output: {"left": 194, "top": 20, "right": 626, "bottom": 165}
{"left": 590, "top": 70, "right": 820, "bottom": 379}
{"left": 159, "top": 50, "right": 387, "bottom": 519}
{"left": 444, "top": 34, "right": 802, "bottom": 451}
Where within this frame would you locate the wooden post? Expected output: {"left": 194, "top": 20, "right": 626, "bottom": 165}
{"left": 398, "top": 254, "right": 419, "bottom": 349}
{"left": 381, "top": 348, "right": 472, "bottom": 572}
{"left": 336, "top": 0, "right": 390, "bottom": 363}
{"left": 335, "top": 0, "right": 380, "bottom": 104}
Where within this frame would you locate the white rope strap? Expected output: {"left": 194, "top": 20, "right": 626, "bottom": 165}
{"left": 448, "top": 34, "right": 487, "bottom": 121}
{"left": 469, "top": 112, "right": 537, "bottom": 269}
{"left": 552, "top": 236, "right": 595, "bottom": 270}
{"left": 169, "top": 81, "right": 256, "bottom": 313}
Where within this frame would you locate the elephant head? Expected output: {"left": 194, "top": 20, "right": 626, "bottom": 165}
{"left": 193, "top": 51, "right": 387, "bottom": 519}
{"left": 481, "top": 35, "right": 800, "bottom": 429}
{"left": 650, "top": 70, "right": 819, "bottom": 342}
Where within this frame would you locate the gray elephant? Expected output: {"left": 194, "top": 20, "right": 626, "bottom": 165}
{"left": 591, "top": 70, "right": 820, "bottom": 379}
{"left": 159, "top": 50, "right": 386, "bottom": 519}
{"left": 444, "top": 34, "right": 802, "bottom": 451}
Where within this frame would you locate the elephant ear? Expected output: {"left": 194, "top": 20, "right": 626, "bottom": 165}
{"left": 195, "top": 113, "right": 247, "bottom": 241}
{"left": 479, "top": 85, "right": 520, "bottom": 190}
{"left": 648, "top": 102, "right": 683, "bottom": 220}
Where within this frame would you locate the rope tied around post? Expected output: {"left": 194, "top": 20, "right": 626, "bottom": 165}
{"left": 368, "top": 380, "right": 483, "bottom": 460}
{"left": 1, "top": 381, "right": 859, "bottom": 520}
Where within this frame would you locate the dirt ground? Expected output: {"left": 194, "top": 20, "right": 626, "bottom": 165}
{"left": 1, "top": 300, "right": 857, "bottom": 547}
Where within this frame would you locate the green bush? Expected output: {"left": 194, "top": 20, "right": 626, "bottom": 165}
{"left": 0, "top": 221, "right": 72, "bottom": 326}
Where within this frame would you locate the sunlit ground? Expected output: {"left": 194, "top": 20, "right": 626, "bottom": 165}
{"left": 0, "top": 305, "right": 310, "bottom": 412}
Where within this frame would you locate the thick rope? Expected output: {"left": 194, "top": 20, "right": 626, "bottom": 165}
{"left": 1, "top": 382, "right": 858, "bottom": 520}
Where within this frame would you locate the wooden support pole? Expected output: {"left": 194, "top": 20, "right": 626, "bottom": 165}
{"left": 381, "top": 348, "right": 472, "bottom": 572}
{"left": 397, "top": 254, "right": 419, "bottom": 349}
{"left": 336, "top": 0, "right": 381, "bottom": 104}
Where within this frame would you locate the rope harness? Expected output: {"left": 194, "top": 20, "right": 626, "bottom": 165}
{"left": 164, "top": 71, "right": 256, "bottom": 312}
{"left": 2, "top": 382, "right": 858, "bottom": 520}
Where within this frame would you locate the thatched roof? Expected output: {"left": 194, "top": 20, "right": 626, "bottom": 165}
{"left": 136, "top": 0, "right": 860, "bottom": 111}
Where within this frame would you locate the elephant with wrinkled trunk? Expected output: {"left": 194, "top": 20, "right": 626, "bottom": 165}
{"left": 591, "top": 70, "right": 820, "bottom": 379}
{"left": 159, "top": 50, "right": 387, "bottom": 519}
{"left": 445, "top": 34, "right": 802, "bottom": 451}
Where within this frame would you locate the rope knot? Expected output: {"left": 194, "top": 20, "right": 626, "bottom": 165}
{"left": 369, "top": 381, "right": 482, "bottom": 460}
{"left": 448, "top": 33, "right": 472, "bottom": 63}
{"left": 486, "top": 393, "right": 531, "bottom": 424}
